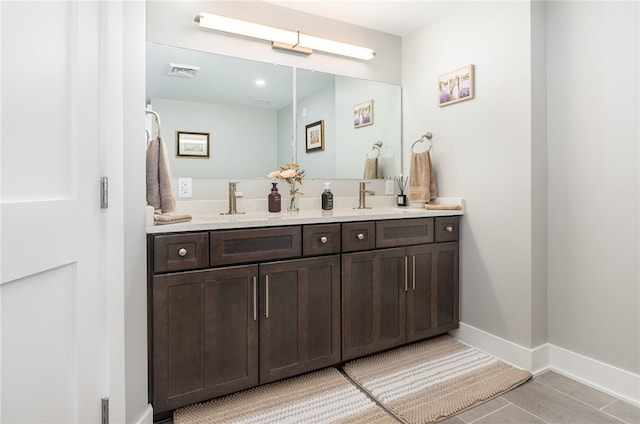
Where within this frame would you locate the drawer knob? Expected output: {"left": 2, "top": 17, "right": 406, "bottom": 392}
{"left": 356, "top": 233, "right": 365, "bottom": 240}
{"left": 445, "top": 226, "right": 454, "bottom": 233}
{"left": 320, "top": 236, "right": 328, "bottom": 244}
{"left": 178, "top": 248, "right": 187, "bottom": 257}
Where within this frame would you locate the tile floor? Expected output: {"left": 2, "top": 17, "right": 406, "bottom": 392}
{"left": 442, "top": 371, "right": 639, "bottom": 424}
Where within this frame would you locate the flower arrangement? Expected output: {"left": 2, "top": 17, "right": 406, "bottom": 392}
{"left": 268, "top": 162, "right": 306, "bottom": 211}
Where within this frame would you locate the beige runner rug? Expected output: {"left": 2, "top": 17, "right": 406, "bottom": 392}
{"left": 343, "top": 335, "right": 531, "bottom": 424}
{"left": 174, "top": 367, "right": 398, "bottom": 424}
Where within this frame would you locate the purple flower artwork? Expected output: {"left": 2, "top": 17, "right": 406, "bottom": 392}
{"left": 438, "top": 65, "right": 475, "bottom": 107}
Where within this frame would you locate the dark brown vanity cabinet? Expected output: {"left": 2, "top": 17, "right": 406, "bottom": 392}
{"left": 151, "top": 265, "right": 259, "bottom": 413}
{"left": 341, "top": 217, "right": 460, "bottom": 361}
{"left": 149, "top": 216, "right": 459, "bottom": 418}
{"left": 149, "top": 225, "right": 341, "bottom": 418}
{"left": 259, "top": 255, "right": 341, "bottom": 384}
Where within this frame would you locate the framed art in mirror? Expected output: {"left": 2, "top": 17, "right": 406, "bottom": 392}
{"left": 176, "top": 131, "right": 210, "bottom": 158}
{"left": 305, "top": 120, "right": 324, "bottom": 152}
{"left": 353, "top": 99, "right": 373, "bottom": 128}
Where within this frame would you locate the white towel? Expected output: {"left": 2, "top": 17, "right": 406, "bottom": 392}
{"left": 146, "top": 136, "right": 176, "bottom": 213}
{"left": 363, "top": 157, "right": 380, "bottom": 179}
{"left": 408, "top": 151, "right": 438, "bottom": 203}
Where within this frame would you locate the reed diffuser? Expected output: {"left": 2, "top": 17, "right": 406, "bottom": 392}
{"left": 395, "top": 176, "right": 408, "bottom": 206}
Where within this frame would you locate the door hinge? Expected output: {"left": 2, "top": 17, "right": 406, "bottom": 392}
{"left": 101, "top": 397, "right": 109, "bottom": 424}
{"left": 101, "top": 177, "right": 109, "bottom": 209}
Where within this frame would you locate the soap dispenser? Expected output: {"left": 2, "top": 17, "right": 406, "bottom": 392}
{"left": 268, "top": 182, "right": 281, "bottom": 212}
{"left": 321, "top": 182, "right": 333, "bottom": 210}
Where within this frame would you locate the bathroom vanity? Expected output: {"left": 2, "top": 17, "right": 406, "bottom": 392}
{"left": 147, "top": 207, "right": 461, "bottom": 419}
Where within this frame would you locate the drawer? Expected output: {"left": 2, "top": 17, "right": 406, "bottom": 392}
{"left": 303, "top": 224, "right": 341, "bottom": 256}
{"left": 376, "top": 218, "right": 434, "bottom": 248}
{"left": 211, "top": 226, "right": 301, "bottom": 266}
{"left": 153, "top": 232, "right": 209, "bottom": 273}
{"left": 342, "top": 222, "right": 376, "bottom": 252}
{"left": 434, "top": 216, "right": 460, "bottom": 242}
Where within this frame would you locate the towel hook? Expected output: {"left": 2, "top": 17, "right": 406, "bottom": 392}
{"left": 411, "top": 132, "right": 432, "bottom": 152}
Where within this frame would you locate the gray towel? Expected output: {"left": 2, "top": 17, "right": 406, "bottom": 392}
{"left": 363, "top": 157, "right": 380, "bottom": 179}
{"left": 408, "top": 151, "right": 437, "bottom": 203}
{"left": 146, "top": 136, "right": 176, "bottom": 213}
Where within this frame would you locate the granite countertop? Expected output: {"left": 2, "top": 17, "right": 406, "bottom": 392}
{"left": 147, "top": 197, "right": 464, "bottom": 234}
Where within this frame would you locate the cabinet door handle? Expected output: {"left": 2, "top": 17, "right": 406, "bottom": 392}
{"left": 178, "top": 248, "right": 187, "bottom": 257}
{"left": 412, "top": 256, "right": 416, "bottom": 290}
{"left": 404, "top": 256, "right": 408, "bottom": 292}
{"left": 265, "top": 275, "right": 269, "bottom": 319}
{"left": 356, "top": 233, "right": 365, "bottom": 240}
{"left": 445, "top": 225, "right": 454, "bottom": 233}
{"left": 252, "top": 276, "right": 257, "bottom": 321}
{"left": 320, "top": 236, "right": 328, "bottom": 244}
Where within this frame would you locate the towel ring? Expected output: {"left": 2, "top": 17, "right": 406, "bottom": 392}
{"left": 145, "top": 109, "right": 162, "bottom": 139}
{"left": 411, "top": 132, "right": 432, "bottom": 153}
{"left": 367, "top": 141, "right": 383, "bottom": 158}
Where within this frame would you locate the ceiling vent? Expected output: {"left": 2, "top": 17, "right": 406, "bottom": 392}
{"left": 168, "top": 63, "right": 200, "bottom": 78}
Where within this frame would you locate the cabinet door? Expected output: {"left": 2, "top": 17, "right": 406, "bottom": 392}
{"left": 433, "top": 241, "right": 459, "bottom": 329}
{"left": 342, "top": 248, "right": 406, "bottom": 361}
{"left": 152, "top": 265, "right": 259, "bottom": 413}
{"left": 259, "top": 256, "right": 341, "bottom": 384}
{"left": 406, "top": 242, "right": 459, "bottom": 343}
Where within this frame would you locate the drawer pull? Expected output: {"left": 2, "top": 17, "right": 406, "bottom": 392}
{"left": 178, "top": 248, "right": 187, "bottom": 257}
{"left": 356, "top": 233, "right": 365, "bottom": 240}
{"left": 320, "top": 236, "right": 328, "bottom": 244}
{"left": 444, "top": 226, "right": 454, "bottom": 233}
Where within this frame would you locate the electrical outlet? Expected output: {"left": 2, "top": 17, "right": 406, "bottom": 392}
{"left": 178, "top": 177, "right": 192, "bottom": 198}
{"left": 385, "top": 179, "right": 395, "bottom": 195}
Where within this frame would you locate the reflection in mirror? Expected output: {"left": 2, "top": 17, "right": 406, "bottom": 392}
{"left": 296, "top": 69, "right": 402, "bottom": 179}
{"left": 146, "top": 42, "right": 293, "bottom": 178}
{"left": 146, "top": 42, "right": 402, "bottom": 180}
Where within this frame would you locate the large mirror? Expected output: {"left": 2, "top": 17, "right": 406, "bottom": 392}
{"left": 146, "top": 42, "right": 402, "bottom": 179}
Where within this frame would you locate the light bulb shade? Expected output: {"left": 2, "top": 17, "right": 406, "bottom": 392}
{"left": 195, "top": 12, "right": 375, "bottom": 61}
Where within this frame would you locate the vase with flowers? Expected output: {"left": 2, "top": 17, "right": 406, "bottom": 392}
{"left": 268, "top": 162, "right": 306, "bottom": 212}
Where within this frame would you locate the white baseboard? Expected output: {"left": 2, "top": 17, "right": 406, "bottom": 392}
{"left": 549, "top": 344, "right": 640, "bottom": 407}
{"left": 450, "top": 322, "right": 639, "bottom": 406}
{"left": 450, "top": 322, "right": 549, "bottom": 374}
{"left": 134, "top": 404, "right": 153, "bottom": 424}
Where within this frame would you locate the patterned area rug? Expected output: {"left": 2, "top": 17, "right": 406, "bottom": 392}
{"left": 343, "top": 335, "right": 532, "bottom": 424}
{"left": 173, "top": 367, "right": 397, "bottom": 424}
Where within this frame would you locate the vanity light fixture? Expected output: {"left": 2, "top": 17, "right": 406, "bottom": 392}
{"left": 194, "top": 12, "right": 376, "bottom": 61}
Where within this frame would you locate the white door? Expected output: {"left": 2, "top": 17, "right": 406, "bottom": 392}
{"left": 1, "top": 2, "right": 121, "bottom": 422}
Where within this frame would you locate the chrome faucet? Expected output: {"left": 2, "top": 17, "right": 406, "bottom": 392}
{"left": 221, "top": 181, "right": 245, "bottom": 215}
{"left": 357, "top": 181, "right": 375, "bottom": 209}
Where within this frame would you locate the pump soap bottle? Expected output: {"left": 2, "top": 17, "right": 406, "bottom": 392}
{"left": 321, "top": 182, "right": 333, "bottom": 210}
{"left": 268, "top": 182, "right": 281, "bottom": 212}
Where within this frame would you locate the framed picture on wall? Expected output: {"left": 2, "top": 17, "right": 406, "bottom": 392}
{"left": 305, "top": 120, "right": 325, "bottom": 152}
{"left": 176, "top": 131, "right": 210, "bottom": 158}
{"left": 353, "top": 99, "right": 373, "bottom": 128}
{"left": 438, "top": 64, "right": 475, "bottom": 106}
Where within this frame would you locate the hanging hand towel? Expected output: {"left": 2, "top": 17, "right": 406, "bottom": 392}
{"left": 408, "top": 150, "right": 438, "bottom": 203}
{"left": 363, "top": 157, "right": 380, "bottom": 179}
{"left": 146, "top": 136, "right": 176, "bottom": 213}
